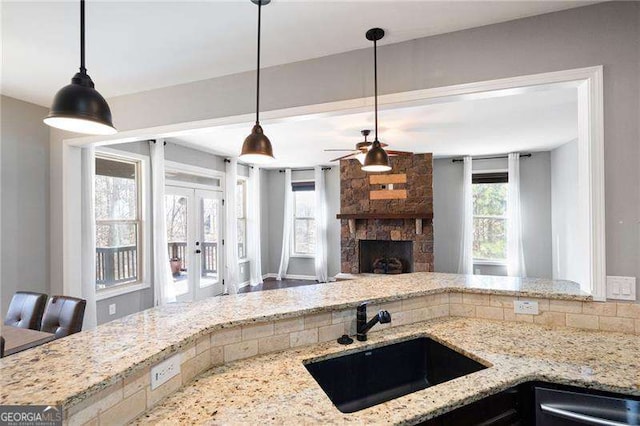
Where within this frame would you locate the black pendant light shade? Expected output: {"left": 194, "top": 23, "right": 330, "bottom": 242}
{"left": 44, "top": 0, "right": 116, "bottom": 135}
{"left": 239, "top": 0, "right": 275, "bottom": 164}
{"left": 44, "top": 72, "right": 116, "bottom": 135}
{"left": 361, "top": 27, "right": 391, "bottom": 173}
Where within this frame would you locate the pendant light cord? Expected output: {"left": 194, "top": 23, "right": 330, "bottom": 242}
{"left": 80, "top": 0, "right": 86, "bottom": 74}
{"left": 255, "top": 0, "right": 262, "bottom": 125}
{"left": 373, "top": 37, "right": 378, "bottom": 143}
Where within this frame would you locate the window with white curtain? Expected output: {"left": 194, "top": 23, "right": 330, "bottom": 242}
{"left": 236, "top": 179, "right": 247, "bottom": 260}
{"left": 472, "top": 172, "right": 508, "bottom": 263}
{"left": 94, "top": 155, "right": 142, "bottom": 290}
{"left": 292, "top": 182, "right": 316, "bottom": 256}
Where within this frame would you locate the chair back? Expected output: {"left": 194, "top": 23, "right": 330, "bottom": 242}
{"left": 41, "top": 296, "right": 86, "bottom": 338}
{"left": 4, "top": 291, "right": 48, "bottom": 330}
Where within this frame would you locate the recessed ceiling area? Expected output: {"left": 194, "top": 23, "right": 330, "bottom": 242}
{"left": 169, "top": 82, "right": 578, "bottom": 167}
{"left": 2, "top": 1, "right": 595, "bottom": 106}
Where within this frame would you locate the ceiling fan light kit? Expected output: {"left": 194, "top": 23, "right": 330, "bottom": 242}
{"left": 239, "top": 0, "right": 276, "bottom": 164}
{"left": 44, "top": 0, "right": 116, "bottom": 135}
{"left": 362, "top": 28, "right": 392, "bottom": 173}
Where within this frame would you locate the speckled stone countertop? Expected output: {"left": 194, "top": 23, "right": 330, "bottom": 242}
{"left": 137, "top": 317, "right": 640, "bottom": 425}
{"left": 0, "top": 272, "right": 589, "bottom": 409}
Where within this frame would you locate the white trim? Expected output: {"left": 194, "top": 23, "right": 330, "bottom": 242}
{"left": 473, "top": 260, "right": 507, "bottom": 267}
{"left": 60, "top": 66, "right": 605, "bottom": 298}
{"left": 96, "top": 282, "right": 151, "bottom": 301}
{"left": 262, "top": 273, "right": 317, "bottom": 281}
{"left": 472, "top": 168, "right": 508, "bottom": 174}
{"left": 94, "top": 147, "right": 151, "bottom": 300}
{"left": 238, "top": 280, "right": 250, "bottom": 289}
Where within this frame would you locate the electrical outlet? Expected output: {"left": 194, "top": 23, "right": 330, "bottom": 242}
{"left": 108, "top": 304, "right": 116, "bottom": 316}
{"left": 150, "top": 354, "right": 180, "bottom": 390}
{"left": 606, "top": 276, "right": 637, "bottom": 301}
{"left": 514, "top": 300, "right": 539, "bottom": 315}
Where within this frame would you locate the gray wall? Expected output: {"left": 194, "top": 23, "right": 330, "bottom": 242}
{"left": 260, "top": 168, "right": 340, "bottom": 278}
{"left": 49, "top": 2, "right": 640, "bottom": 298}
{"left": 551, "top": 140, "right": 585, "bottom": 282}
{"left": 95, "top": 141, "right": 250, "bottom": 324}
{"left": 433, "top": 152, "right": 552, "bottom": 278}
{"left": 1, "top": 96, "right": 50, "bottom": 314}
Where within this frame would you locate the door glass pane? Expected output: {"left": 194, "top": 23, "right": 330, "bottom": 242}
{"left": 200, "top": 197, "right": 220, "bottom": 288}
{"left": 165, "top": 194, "right": 189, "bottom": 296}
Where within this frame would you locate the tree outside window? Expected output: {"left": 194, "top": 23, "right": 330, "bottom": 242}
{"left": 472, "top": 173, "right": 508, "bottom": 262}
{"left": 292, "top": 188, "right": 316, "bottom": 256}
{"left": 236, "top": 179, "right": 247, "bottom": 259}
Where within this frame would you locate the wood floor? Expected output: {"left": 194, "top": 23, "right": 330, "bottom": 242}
{"left": 238, "top": 278, "right": 321, "bottom": 293}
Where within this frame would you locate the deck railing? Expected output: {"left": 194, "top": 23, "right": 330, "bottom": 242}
{"left": 97, "top": 242, "right": 218, "bottom": 287}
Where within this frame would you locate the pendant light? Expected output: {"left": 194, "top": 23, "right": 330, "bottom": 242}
{"left": 44, "top": 0, "right": 116, "bottom": 135}
{"left": 362, "top": 28, "right": 391, "bottom": 173}
{"left": 239, "top": 0, "right": 275, "bottom": 164}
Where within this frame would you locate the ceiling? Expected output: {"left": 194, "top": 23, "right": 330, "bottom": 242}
{"left": 2, "top": 1, "right": 595, "bottom": 107}
{"left": 170, "top": 83, "right": 579, "bottom": 167}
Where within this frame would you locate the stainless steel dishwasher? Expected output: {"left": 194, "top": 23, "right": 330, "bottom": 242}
{"left": 535, "top": 386, "right": 640, "bottom": 425}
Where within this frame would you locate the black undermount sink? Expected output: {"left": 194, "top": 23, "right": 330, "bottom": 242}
{"left": 304, "top": 337, "right": 487, "bottom": 413}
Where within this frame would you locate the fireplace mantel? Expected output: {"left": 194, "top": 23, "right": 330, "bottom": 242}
{"left": 336, "top": 212, "right": 433, "bottom": 220}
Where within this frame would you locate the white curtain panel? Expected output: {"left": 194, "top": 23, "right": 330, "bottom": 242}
{"left": 276, "top": 169, "right": 293, "bottom": 280}
{"left": 457, "top": 156, "right": 474, "bottom": 274}
{"left": 507, "top": 153, "right": 527, "bottom": 277}
{"left": 314, "top": 167, "right": 329, "bottom": 282}
{"left": 80, "top": 147, "right": 98, "bottom": 329}
{"left": 224, "top": 159, "right": 240, "bottom": 294}
{"left": 149, "top": 141, "right": 176, "bottom": 305}
{"left": 248, "top": 167, "right": 263, "bottom": 286}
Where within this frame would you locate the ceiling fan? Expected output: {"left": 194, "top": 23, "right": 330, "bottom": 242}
{"left": 325, "top": 129, "right": 412, "bottom": 164}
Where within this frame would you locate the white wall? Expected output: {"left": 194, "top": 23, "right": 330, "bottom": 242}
{"left": 551, "top": 140, "right": 586, "bottom": 283}
{"left": 1, "top": 96, "right": 50, "bottom": 314}
{"left": 433, "top": 152, "right": 552, "bottom": 278}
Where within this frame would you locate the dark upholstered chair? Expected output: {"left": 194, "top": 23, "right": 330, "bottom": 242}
{"left": 4, "top": 291, "right": 48, "bottom": 330}
{"left": 41, "top": 296, "right": 86, "bottom": 338}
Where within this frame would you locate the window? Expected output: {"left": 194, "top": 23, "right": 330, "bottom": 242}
{"left": 236, "top": 179, "right": 247, "bottom": 259}
{"left": 292, "top": 183, "right": 316, "bottom": 256}
{"left": 95, "top": 156, "right": 142, "bottom": 290}
{"left": 472, "top": 172, "right": 508, "bottom": 263}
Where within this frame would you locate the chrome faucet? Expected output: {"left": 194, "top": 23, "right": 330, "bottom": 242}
{"left": 356, "top": 302, "right": 391, "bottom": 341}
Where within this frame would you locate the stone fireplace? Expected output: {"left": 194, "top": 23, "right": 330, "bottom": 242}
{"left": 338, "top": 153, "right": 434, "bottom": 274}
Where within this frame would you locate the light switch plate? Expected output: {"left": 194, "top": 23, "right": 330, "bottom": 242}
{"left": 514, "top": 300, "right": 539, "bottom": 315}
{"left": 151, "top": 354, "right": 180, "bottom": 390}
{"left": 606, "top": 276, "right": 637, "bottom": 301}
{"left": 108, "top": 304, "right": 116, "bottom": 316}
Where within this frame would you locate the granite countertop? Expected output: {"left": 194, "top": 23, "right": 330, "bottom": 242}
{"left": 137, "top": 317, "right": 640, "bottom": 425}
{"left": 0, "top": 273, "right": 589, "bottom": 409}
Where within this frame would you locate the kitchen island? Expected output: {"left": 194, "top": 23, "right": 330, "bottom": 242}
{"left": 2, "top": 272, "right": 638, "bottom": 425}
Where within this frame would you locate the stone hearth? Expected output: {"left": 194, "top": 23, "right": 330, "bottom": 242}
{"left": 339, "top": 153, "right": 434, "bottom": 274}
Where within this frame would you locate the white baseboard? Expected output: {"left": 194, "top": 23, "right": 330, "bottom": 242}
{"left": 262, "top": 273, "right": 317, "bottom": 281}
{"left": 238, "top": 280, "right": 251, "bottom": 289}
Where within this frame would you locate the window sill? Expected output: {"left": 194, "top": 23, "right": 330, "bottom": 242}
{"left": 473, "top": 260, "right": 507, "bottom": 267}
{"left": 290, "top": 253, "right": 315, "bottom": 259}
{"left": 96, "top": 282, "right": 151, "bottom": 301}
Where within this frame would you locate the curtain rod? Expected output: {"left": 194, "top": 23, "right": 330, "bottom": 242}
{"left": 451, "top": 153, "right": 532, "bottom": 163}
{"left": 224, "top": 158, "right": 254, "bottom": 169}
{"left": 278, "top": 167, "right": 332, "bottom": 172}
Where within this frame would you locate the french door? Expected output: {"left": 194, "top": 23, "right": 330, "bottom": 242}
{"left": 165, "top": 186, "right": 224, "bottom": 301}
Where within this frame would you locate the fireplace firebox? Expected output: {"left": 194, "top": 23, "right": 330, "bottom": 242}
{"left": 359, "top": 240, "right": 413, "bottom": 274}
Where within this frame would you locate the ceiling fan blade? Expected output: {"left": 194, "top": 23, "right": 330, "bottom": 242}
{"left": 387, "top": 150, "right": 413, "bottom": 156}
{"left": 324, "top": 149, "right": 357, "bottom": 152}
{"left": 330, "top": 152, "right": 359, "bottom": 162}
